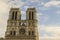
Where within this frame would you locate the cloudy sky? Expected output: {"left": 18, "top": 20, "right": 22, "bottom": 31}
{"left": 0, "top": 0, "right": 60, "bottom": 40}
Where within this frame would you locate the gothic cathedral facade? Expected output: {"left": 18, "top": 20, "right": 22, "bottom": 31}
{"left": 4, "top": 8, "right": 38, "bottom": 40}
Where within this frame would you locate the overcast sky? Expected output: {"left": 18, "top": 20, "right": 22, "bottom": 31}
{"left": 0, "top": 0, "right": 60, "bottom": 40}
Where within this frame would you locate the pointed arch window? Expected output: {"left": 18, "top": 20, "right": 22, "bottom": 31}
{"left": 32, "top": 31, "right": 34, "bottom": 35}
{"left": 10, "top": 31, "right": 16, "bottom": 35}
{"left": 29, "top": 11, "right": 31, "bottom": 20}
{"left": 15, "top": 11, "right": 17, "bottom": 20}
{"left": 29, "top": 11, "right": 34, "bottom": 20}
{"left": 10, "top": 31, "right": 12, "bottom": 35}
{"left": 13, "top": 31, "right": 16, "bottom": 35}
{"left": 12, "top": 11, "right": 14, "bottom": 20}
{"left": 32, "top": 12, "right": 34, "bottom": 20}
{"left": 28, "top": 31, "right": 34, "bottom": 35}
{"left": 29, "top": 31, "right": 31, "bottom": 35}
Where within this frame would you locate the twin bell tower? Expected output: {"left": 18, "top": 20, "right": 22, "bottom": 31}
{"left": 5, "top": 8, "right": 38, "bottom": 40}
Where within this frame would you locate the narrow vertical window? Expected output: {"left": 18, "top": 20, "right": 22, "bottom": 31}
{"left": 32, "top": 12, "right": 34, "bottom": 20}
{"left": 32, "top": 31, "right": 34, "bottom": 35}
{"left": 29, "top": 11, "right": 31, "bottom": 20}
{"left": 12, "top": 12, "right": 14, "bottom": 20}
{"left": 10, "top": 31, "right": 12, "bottom": 35}
{"left": 15, "top": 12, "right": 17, "bottom": 20}
{"left": 13, "top": 31, "right": 16, "bottom": 35}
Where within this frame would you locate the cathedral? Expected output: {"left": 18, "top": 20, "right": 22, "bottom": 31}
{"left": 0, "top": 8, "right": 39, "bottom": 40}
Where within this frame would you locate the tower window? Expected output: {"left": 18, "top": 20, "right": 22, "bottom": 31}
{"left": 12, "top": 12, "right": 14, "bottom": 20}
{"left": 32, "top": 31, "right": 34, "bottom": 35}
{"left": 10, "top": 31, "right": 16, "bottom": 35}
{"left": 13, "top": 31, "right": 16, "bottom": 35}
{"left": 29, "top": 11, "right": 31, "bottom": 20}
{"left": 10, "top": 31, "right": 12, "bottom": 35}
{"left": 32, "top": 12, "right": 34, "bottom": 20}
{"left": 15, "top": 12, "right": 17, "bottom": 20}
{"left": 29, "top": 11, "right": 34, "bottom": 20}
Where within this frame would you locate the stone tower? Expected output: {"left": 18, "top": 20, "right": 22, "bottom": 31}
{"left": 5, "top": 8, "right": 38, "bottom": 40}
